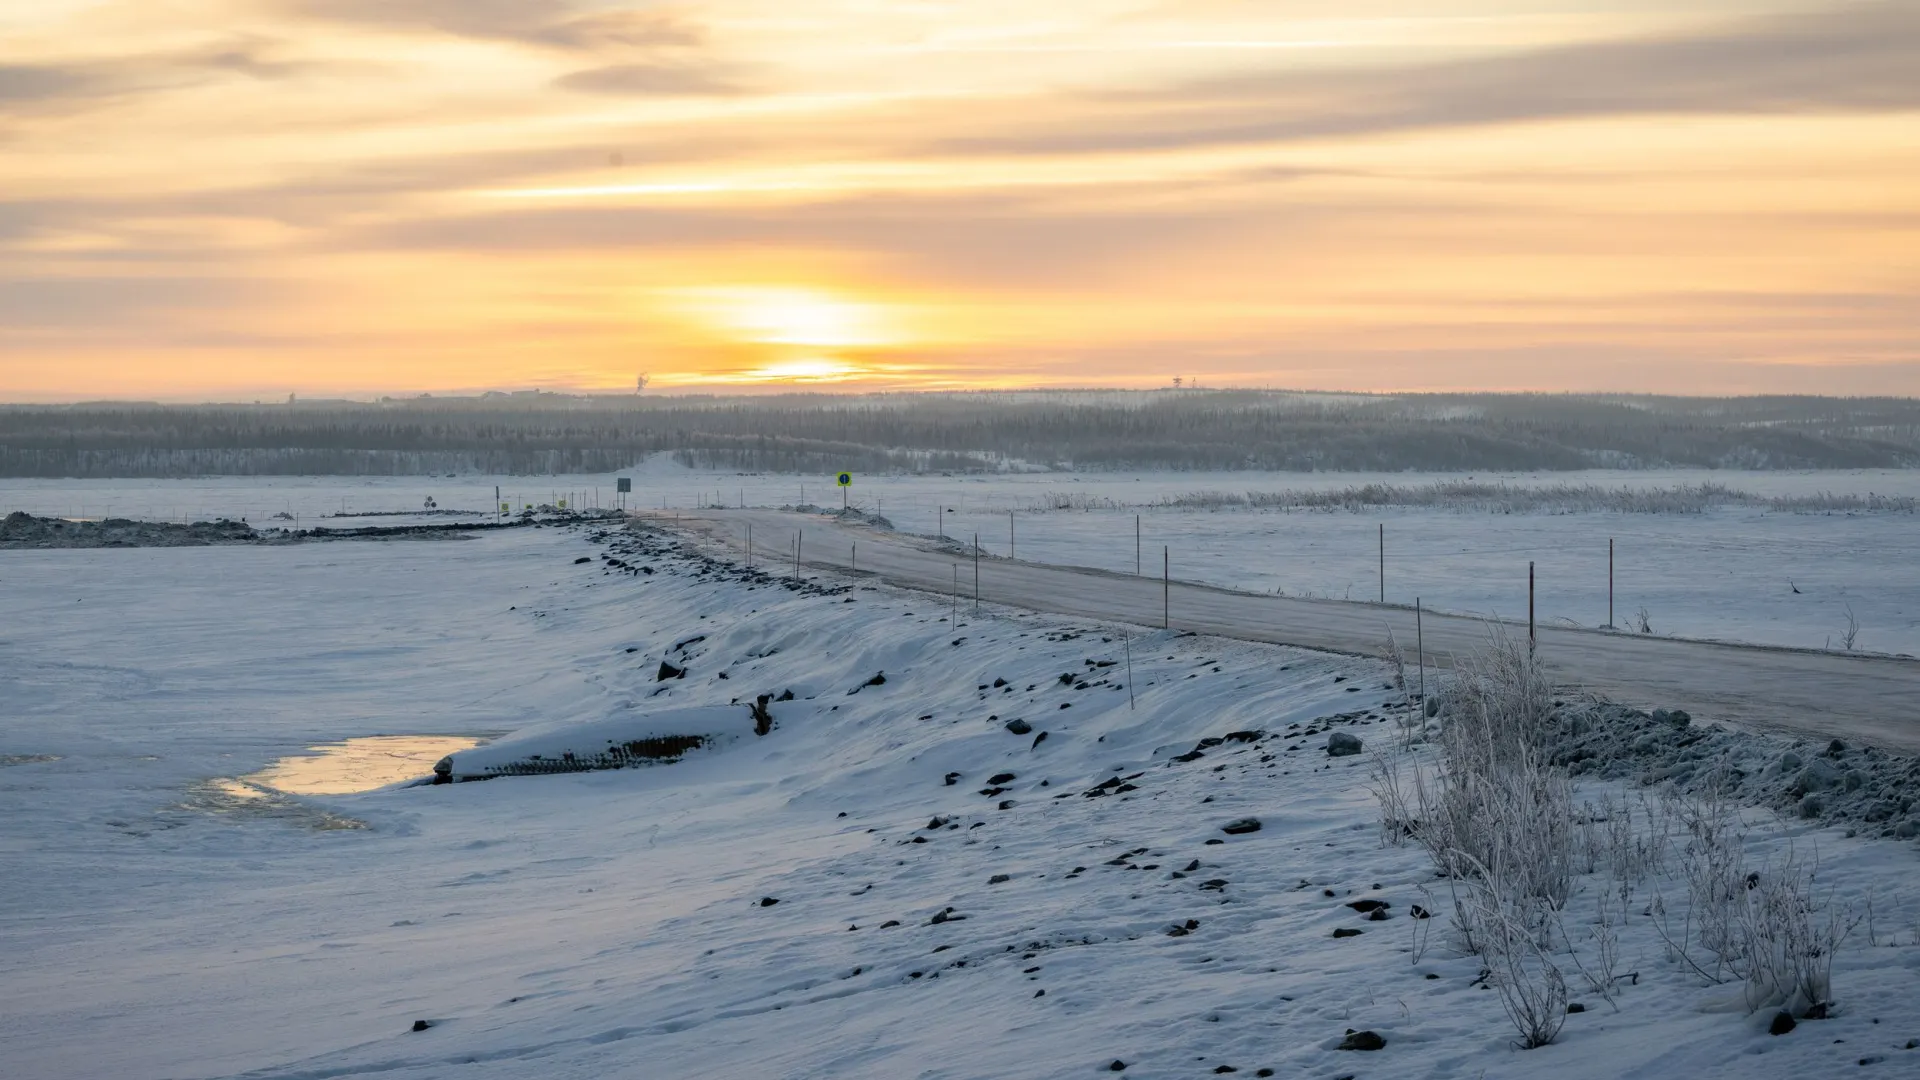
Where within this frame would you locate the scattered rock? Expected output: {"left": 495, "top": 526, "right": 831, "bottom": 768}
{"left": 990, "top": 772, "right": 1017, "bottom": 784}
{"left": 759, "top": 897, "right": 779, "bottom": 907}
{"left": 1327, "top": 732, "right": 1364, "bottom": 757}
{"left": 1332, "top": 928, "right": 1363, "bottom": 938}
{"left": 1006, "top": 719, "right": 1033, "bottom": 735}
{"left": 1109, "top": 1061, "right": 1127, "bottom": 1072}
{"left": 989, "top": 874, "right": 1011, "bottom": 884}
{"left": 944, "top": 772, "right": 962, "bottom": 786}
{"left": 573, "top": 556, "right": 591, "bottom": 564}
{"left": 1770, "top": 1011, "right": 1797, "bottom": 1036}
{"left": 1337, "top": 1030, "right": 1385, "bottom": 1051}
{"left": 1346, "top": 899, "right": 1389, "bottom": 913}
{"left": 411, "top": 1020, "right": 433, "bottom": 1032}
{"left": 656, "top": 660, "right": 685, "bottom": 681}
{"left": 1566, "top": 1003, "right": 1586, "bottom": 1014}
{"left": 1221, "top": 818, "right": 1262, "bottom": 835}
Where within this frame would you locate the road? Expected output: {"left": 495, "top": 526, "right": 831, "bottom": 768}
{"left": 647, "top": 508, "right": 1920, "bottom": 753}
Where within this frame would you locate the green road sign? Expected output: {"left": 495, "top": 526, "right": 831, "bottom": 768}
{"left": 836, "top": 472, "right": 852, "bottom": 487}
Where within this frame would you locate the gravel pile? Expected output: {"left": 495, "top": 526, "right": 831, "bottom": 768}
{"left": 1529, "top": 698, "right": 1920, "bottom": 840}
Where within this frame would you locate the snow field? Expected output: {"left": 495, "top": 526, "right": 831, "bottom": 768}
{"left": 0, "top": 520, "right": 1916, "bottom": 1078}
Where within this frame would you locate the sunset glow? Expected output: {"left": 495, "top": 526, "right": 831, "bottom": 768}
{"left": 2, "top": 1, "right": 1917, "bottom": 399}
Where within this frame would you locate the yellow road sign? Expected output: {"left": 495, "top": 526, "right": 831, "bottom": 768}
{"left": 836, "top": 472, "right": 852, "bottom": 487}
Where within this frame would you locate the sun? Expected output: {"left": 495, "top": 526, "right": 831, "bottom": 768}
{"left": 670, "top": 286, "right": 898, "bottom": 348}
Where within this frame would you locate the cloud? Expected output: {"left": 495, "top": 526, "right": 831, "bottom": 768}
{"left": 930, "top": 4, "right": 1920, "bottom": 155}
{"left": 282, "top": 1, "right": 703, "bottom": 51}
{"left": 556, "top": 61, "right": 744, "bottom": 96}
{"left": 0, "top": 65, "right": 102, "bottom": 103}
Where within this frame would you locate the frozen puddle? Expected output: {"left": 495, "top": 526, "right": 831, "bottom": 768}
{"left": 247, "top": 734, "right": 482, "bottom": 794}
{"left": 190, "top": 735, "right": 482, "bottom": 830}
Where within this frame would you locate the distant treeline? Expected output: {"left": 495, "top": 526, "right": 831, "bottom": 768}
{"left": 1037, "top": 482, "right": 1919, "bottom": 515}
{"left": 2, "top": 391, "right": 1917, "bottom": 478}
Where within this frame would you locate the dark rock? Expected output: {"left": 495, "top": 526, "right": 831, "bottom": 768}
{"left": 989, "top": 874, "right": 1011, "bottom": 884}
{"left": 1804, "top": 1002, "right": 1829, "bottom": 1020}
{"left": 864, "top": 672, "right": 887, "bottom": 687}
{"left": 1367, "top": 908, "right": 1390, "bottom": 921}
{"left": 656, "top": 660, "right": 685, "bottom": 681}
{"left": 1006, "top": 719, "right": 1033, "bottom": 735}
{"left": 1566, "top": 1003, "right": 1586, "bottom": 1014}
{"left": 1346, "top": 899, "right": 1389, "bottom": 913}
{"left": 1199, "top": 878, "right": 1230, "bottom": 890}
{"left": 1337, "top": 1030, "right": 1385, "bottom": 1051}
{"left": 1221, "top": 818, "right": 1262, "bottom": 835}
{"left": 1332, "top": 928, "right": 1363, "bottom": 938}
{"left": 1327, "top": 732, "right": 1364, "bottom": 757}
{"left": 1182, "top": 860, "right": 1200, "bottom": 872}
{"left": 993, "top": 677, "right": 1008, "bottom": 687}
{"left": 411, "top": 1020, "right": 433, "bottom": 1032}
{"left": 944, "top": 772, "right": 962, "bottom": 786}
{"left": 990, "top": 772, "right": 1017, "bottom": 784}
{"left": 1410, "top": 905, "right": 1431, "bottom": 919}
{"left": 574, "top": 556, "right": 592, "bottom": 564}
{"left": 759, "top": 897, "right": 779, "bottom": 907}
{"left": 1770, "top": 1011, "right": 1797, "bottom": 1036}
{"left": 1174, "top": 750, "right": 1206, "bottom": 763}
{"left": 1109, "top": 1062, "right": 1127, "bottom": 1072}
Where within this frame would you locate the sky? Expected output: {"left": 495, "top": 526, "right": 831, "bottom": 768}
{"left": 2, "top": 1, "right": 1917, "bottom": 401}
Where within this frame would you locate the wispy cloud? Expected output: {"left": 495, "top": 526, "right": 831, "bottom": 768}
{"left": 280, "top": 0, "right": 704, "bottom": 52}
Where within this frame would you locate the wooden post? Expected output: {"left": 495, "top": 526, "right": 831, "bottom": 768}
{"left": 1163, "top": 545, "right": 1170, "bottom": 629}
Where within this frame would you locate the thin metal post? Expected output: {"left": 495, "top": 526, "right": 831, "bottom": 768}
{"left": 746, "top": 523, "right": 751, "bottom": 569}
{"left": 1010, "top": 510, "right": 1015, "bottom": 559}
{"left": 851, "top": 542, "right": 856, "bottom": 572}
{"left": 952, "top": 564, "right": 958, "bottom": 624}
{"left": 1609, "top": 537, "right": 1615, "bottom": 629}
{"left": 1136, "top": 515, "right": 1141, "bottom": 576}
{"left": 973, "top": 533, "right": 980, "bottom": 611}
{"left": 1124, "top": 630, "right": 1136, "bottom": 710}
{"left": 1379, "top": 523, "right": 1385, "bottom": 604}
{"left": 1529, "top": 561, "right": 1536, "bottom": 654}
{"left": 1416, "top": 598, "right": 1425, "bottom": 706}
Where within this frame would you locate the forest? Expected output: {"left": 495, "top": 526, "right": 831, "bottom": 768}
{"left": 2, "top": 390, "right": 1916, "bottom": 478}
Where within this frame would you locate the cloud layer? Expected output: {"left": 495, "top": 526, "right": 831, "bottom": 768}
{"left": 1, "top": 0, "right": 1916, "bottom": 399}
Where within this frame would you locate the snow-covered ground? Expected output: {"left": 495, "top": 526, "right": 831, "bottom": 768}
{"left": 3, "top": 519, "right": 1918, "bottom": 1079}
{"left": 5, "top": 464, "right": 1916, "bottom": 654}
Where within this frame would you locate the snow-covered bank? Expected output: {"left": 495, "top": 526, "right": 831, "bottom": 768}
{"left": 2, "top": 521, "right": 1917, "bottom": 1079}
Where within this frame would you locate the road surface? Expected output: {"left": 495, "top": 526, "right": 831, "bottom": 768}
{"left": 647, "top": 508, "right": 1920, "bottom": 753}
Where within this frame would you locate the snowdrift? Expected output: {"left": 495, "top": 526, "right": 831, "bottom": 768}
{"left": 433, "top": 704, "right": 764, "bottom": 782}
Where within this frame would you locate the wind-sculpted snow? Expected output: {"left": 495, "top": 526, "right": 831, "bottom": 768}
{"left": 3, "top": 517, "right": 1918, "bottom": 1080}
{"left": 435, "top": 705, "right": 781, "bottom": 781}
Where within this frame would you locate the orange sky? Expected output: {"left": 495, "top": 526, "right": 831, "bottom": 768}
{"left": 2, "top": 1, "right": 1917, "bottom": 400}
